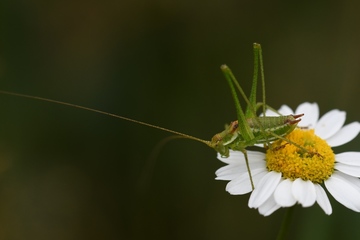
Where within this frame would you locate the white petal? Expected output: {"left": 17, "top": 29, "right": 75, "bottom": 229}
{"left": 247, "top": 150, "right": 266, "bottom": 160}
{"left": 274, "top": 179, "right": 297, "bottom": 207}
{"left": 335, "top": 152, "right": 360, "bottom": 166}
{"left": 225, "top": 168, "right": 267, "bottom": 194}
{"left": 261, "top": 105, "right": 293, "bottom": 116}
{"left": 325, "top": 172, "right": 360, "bottom": 212}
{"left": 226, "top": 173, "right": 254, "bottom": 195}
{"left": 217, "top": 151, "right": 244, "bottom": 164}
{"left": 313, "top": 184, "right": 332, "bottom": 215}
{"left": 343, "top": 176, "right": 360, "bottom": 190}
{"left": 217, "top": 152, "right": 244, "bottom": 164}
{"left": 277, "top": 105, "right": 294, "bottom": 115}
{"left": 217, "top": 150, "right": 265, "bottom": 164}
{"left": 248, "top": 171, "right": 282, "bottom": 208}
{"left": 295, "top": 102, "right": 319, "bottom": 129}
{"left": 252, "top": 170, "right": 268, "bottom": 188}
{"left": 215, "top": 164, "right": 242, "bottom": 180}
{"left": 292, "top": 178, "right": 316, "bottom": 207}
{"left": 335, "top": 171, "right": 360, "bottom": 191}
{"left": 335, "top": 163, "right": 360, "bottom": 178}
{"left": 215, "top": 160, "right": 266, "bottom": 180}
{"left": 326, "top": 122, "right": 360, "bottom": 147}
{"left": 314, "top": 110, "right": 346, "bottom": 140}
{"left": 258, "top": 195, "right": 281, "bottom": 216}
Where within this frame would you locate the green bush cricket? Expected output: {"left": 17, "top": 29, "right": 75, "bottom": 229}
{"left": 0, "top": 43, "right": 303, "bottom": 190}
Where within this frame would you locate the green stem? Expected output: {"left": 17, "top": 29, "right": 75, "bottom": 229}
{"left": 276, "top": 206, "right": 295, "bottom": 240}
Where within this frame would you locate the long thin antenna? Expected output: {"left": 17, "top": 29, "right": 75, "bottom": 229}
{"left": 0, "top": 90, "right": 211, "bottom": 146}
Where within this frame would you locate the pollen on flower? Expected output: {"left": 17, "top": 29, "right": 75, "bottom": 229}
{"left": 266, "top": 129, "right": 335, "bottom": 183}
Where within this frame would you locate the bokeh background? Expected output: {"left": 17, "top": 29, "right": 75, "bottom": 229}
{"left": 1, "top": 1, "right": 360, "bottom": 239}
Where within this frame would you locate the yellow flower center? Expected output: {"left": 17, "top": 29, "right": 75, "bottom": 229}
{"left": 266, "top": 128, "right": 335, "bottom": 183}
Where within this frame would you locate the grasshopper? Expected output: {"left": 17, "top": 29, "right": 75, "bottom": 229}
{"left": 0, "top": 43, "right": 302, "bottom": 190}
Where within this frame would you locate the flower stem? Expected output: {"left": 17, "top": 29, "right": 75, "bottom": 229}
{"left": 276, "top": 206, "right": 295, "bottom": 240}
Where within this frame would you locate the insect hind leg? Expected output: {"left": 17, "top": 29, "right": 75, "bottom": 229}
{"left": 269, "top": 132, "right": 324, "bottom": 159}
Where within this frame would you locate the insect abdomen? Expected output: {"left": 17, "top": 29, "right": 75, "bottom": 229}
{"left": 247, "top": 115, "right": 300, "bottom": 129}
{"left": 245, "top": 114, "right": 303, "bottom": 143}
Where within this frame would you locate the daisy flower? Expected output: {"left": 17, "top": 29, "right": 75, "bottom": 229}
{"left": 215, "top": 102, "right": 360, "bottom": 216}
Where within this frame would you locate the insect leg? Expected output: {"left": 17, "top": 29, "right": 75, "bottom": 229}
{"left": 241, "top": 149, "right": 255, "bottom": 190}
{"left": 269, "top": 132, "right": 323, "bottom": 158}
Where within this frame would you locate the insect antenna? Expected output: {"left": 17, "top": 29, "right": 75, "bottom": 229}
{"left": 0, "top": 90, "right": 212, "bottom": 147}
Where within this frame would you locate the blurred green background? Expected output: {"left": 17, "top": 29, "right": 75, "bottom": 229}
{"left": 1, "top": 1, "right": 360, "bottom": 239}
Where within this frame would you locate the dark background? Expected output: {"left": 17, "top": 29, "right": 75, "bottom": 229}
{"left": 1, "top": 1, "right": 360, "bottom": 239}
